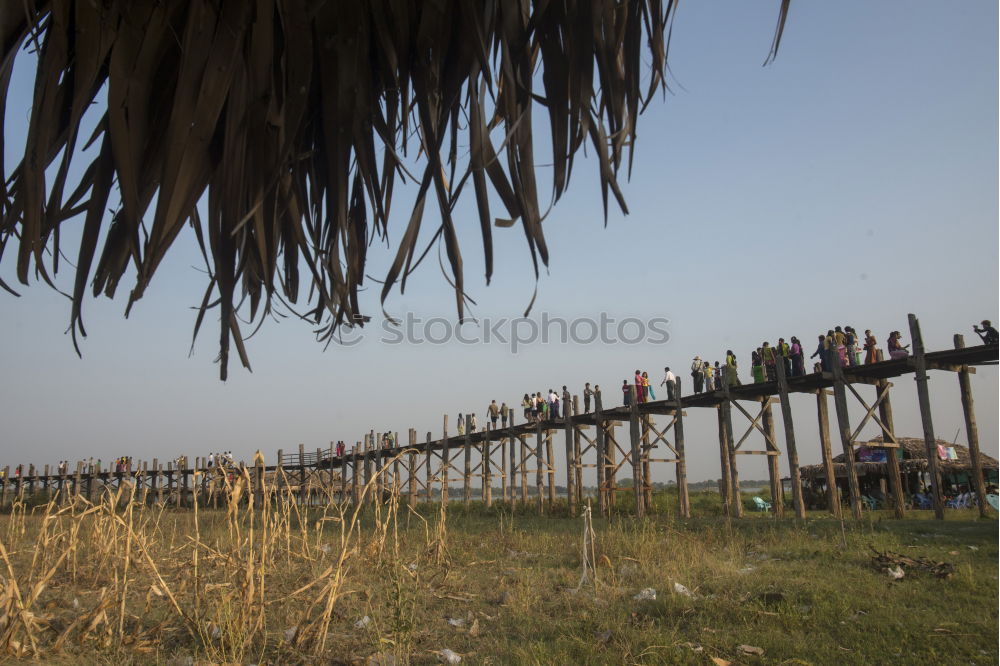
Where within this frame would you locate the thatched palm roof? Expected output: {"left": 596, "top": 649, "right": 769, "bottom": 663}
{"left": 800, "top": 436, "right": 999, "bottom": 479}
{"left": 0, "top": 1, "right": 789, "bottom": 378}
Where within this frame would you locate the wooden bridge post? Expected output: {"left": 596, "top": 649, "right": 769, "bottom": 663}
{"left": 507, "top": 413, "right": 517, "bottom": 506}
{"left": 463, "top": 430, "right": 472, "bottom": 506}
{"left": 606, "top": 421, "right": 618, "bottom": 510}
{"left": 151, "top": 458, "right": 160, "bottom": 505}
{"left": 182, "top": 459, "right": 192, "bottom": 509}
{"left": 441, "top": 416, "right": 450, "bottom": 506}
{"left": 545, "top": 427, "right": 556, "bottom": 510}
{"left": 563, "top": 390, "right": 576, "bottom": 515}
{"left": 0, "top": 467, "right": 8, "bottom": 509}
{"left": 641, "top": 414, "right": 653, "bottom": 511}
{"left": 372, "top": 433, "right": 383, "bottom": 504}
{"left": 393, "top": 432, "right": 401, "bottom": 497}
{"left": 73, "top": 463, "right": 83, "bottom": 503}
{"left": 484, "top": 425, "right": 493, "bottom": 507}
{"left": 351, "top": 445, "right": 361, "bottom": 505}
{"left": 501, "top": 425, "right": 509, "bottom": 503}
{"left": 722, "top": 399, "right": 743, "bottom": 517}
{"left": 954, "top": 335, "right": 989, "bottom": 517}
{"left": 534, "top": 420, "right": 544, "bottom": 514}
{"left": 88, "top": 463, "right": 98, "bottom": 504}
{"left": 673, "top": 379, "right": 690, "bottom": 518}
{"left": 594, "top": 392, "right": 607, "bottom": 516}
{"left": 573, "top": 396, "right": 583, "bottom": 506}
{"left": 774, "top": 356, "right": 805, "bottom": 518}
{"left": 874, "top": 350, "right": 906, "bottom": 518}
{"left": 314, "top": 446, "right": 323, "bottom": 502}
{"left": 408, "top": 429, "right": 418, "bottom": 508}
{"left": 627, "top": 385, "right": 644, "bottom": 517}
{"left": 520, "top": 432, "right": 529, "bottom": 505}
{"left": 908, "top": 314, "right": 944, "bottom": 520}
{"left": 831, "top": 355, "right": 864, "bottom": 520}
{"left": 255, "top": 455, "right": 265, "bottom": 507}
{"left": 141, "top": 461, "right": 149, "bottom": 505}
{"left": 762, "top": 399, "right": 784, "bottom": 517}
{"left": 814, "top": 390, "right": 841, "bottom": 517}
{"left": 425, "top": 432, "right": 433, "bottom": 504}
{"left": 715, "top": 405, "right": 732, "bottom": 516}
{"left": 365, "top": 435, "right": 375, "bottom": 505}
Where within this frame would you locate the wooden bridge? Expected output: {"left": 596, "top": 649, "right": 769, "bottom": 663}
{"left": 2, "top": 314, "right": 996, "bottom": 521}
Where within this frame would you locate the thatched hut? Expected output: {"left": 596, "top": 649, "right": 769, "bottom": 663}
{"left": 799, "top": 436, "right": 999, "bottom": 508}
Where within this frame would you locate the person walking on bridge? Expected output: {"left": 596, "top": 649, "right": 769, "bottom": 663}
{"left": 863, "top": 329, "right": 878, "bottom": 364}
{"left": 584, "top": 382, "right": 595, "bottom": 412}
{"left": 488, "top": 400, "right": 500, "bottom": 428}
{"left": 789, "top": 337, "right": 804, "bottom": 376}
{"left": 691, "top": 356, "right": 704, "bottom": 393}
{"left": 725, "top": 350, "right": 740, "bottom": 386}
{"left": 500, "top": 402, "right": 509, "bottom": 427}
{"left": 660, "top": 367, "right": 675, "bottom": 400}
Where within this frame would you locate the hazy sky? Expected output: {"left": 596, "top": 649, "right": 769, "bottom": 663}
{"left": 2, "top": 1, "right": 997, "bottom": 485}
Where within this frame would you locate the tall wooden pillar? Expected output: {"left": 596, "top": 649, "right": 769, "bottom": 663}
{"left": 408, "top": 429, "right": 418, "bottom": 508}
{"left": 874, "top": 350, "right": 906, "bottom": 518}
{"left": 908, "top": 314, "right": 944, "bottom": 519}
{"left": 484, "top": 426, "right": 493, "bottom": 507}
{"left": 463, "top": 431, "right": 472, "bottom": 506}
{"left": 501, "top": 431, "right": 509, "bottom": 503}
{"left": 545, "top": 428, "right": 556, "bottom": 510}
{"left": 641, "top": 415, "right": 653, "bottom": 510}
{"left": 573, "top": 396, "right": 583, "bottom": 506}
{"left": 954, "top": 334, "right": 988, "bottom": 517}
{"left": 151, "top": 458, "right": 160, "bottom": 504}
{"left": 364, "top": 436, "right": 374, "bottom": 505}
{"left": 722, "top": 400, "right": 743, "bottom": 517}
{"left": 594, "top": 391, "right": 607, "bottom": 516}
{"left": 762, "top": 399, "right": 784, "bottom": 517}
{"left": 535, "top": 421, "right": 544, "bottom": 514}
{"left": 564, "top": 390, "right": 577, "bottom": 515}
{"left": 520, "top": 433, "right": 528, "bottom": 506}
{"left": 352, "top": 445, "right": 361, "bottom": 505}
{"left": 627, "top": 386, "right": 645, "bottom": 517}
{"left": 441, "top": 415, "right": 450, "bottom": 506}
{"left": 338, "top": 451, "right": 348, "bottom": 505}
{"left": 815, "top": 390, "right": 842, "bottom": 518}
{"left": 775, "top": 357, "right": 805, "bottom": 518}
{"left": 372, "top": 433, "right": 384, "bottom": 503}
{"left": 716, "top": 404, "right": 731, "bottom": 516}
{"left": 673, "top": 379, "right": 690, "bottom": 518}
{"left": 425, "top": 432, "right": 433, "bottom": 504}
{"left": 831, "top": 356, "right": 864, "bottom": 520}
{"left": 507, "top": 411, "right": 517, "bottom": 505}
{"left": 606, "top": 422, "right": 618, "bottom": 509}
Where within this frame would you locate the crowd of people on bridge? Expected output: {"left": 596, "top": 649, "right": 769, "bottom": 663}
{"left": 319, "top": 319, "right": 997, "bottom": 459}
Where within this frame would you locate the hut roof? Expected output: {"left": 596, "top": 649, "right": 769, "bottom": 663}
{"left": 800, "top": 436, "right": 999, "bottom": 479}
{"left": 0, "top": 2, "right": 789, "bottom": 379}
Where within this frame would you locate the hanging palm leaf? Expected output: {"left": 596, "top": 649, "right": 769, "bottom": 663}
{"left": 0, "top": 0, "right": 790, "bottom": 379}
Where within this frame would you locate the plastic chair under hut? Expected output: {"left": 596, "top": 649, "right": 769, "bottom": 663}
{"left": 752, "top": 496, "right": 772, "bottom": 512}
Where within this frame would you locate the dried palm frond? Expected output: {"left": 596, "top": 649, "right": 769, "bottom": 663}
{"left": 0, "top": 1, "right": 790, "bottom": 379}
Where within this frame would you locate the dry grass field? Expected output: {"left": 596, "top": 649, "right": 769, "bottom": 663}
{"left": 0, "top": 473, "right": 995, "bottom": 665}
